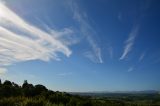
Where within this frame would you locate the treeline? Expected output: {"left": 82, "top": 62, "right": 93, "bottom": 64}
{"left": 0, "top": 79, "right": 160, "bottom": 106}
{"left": 0, "top": 79, "right": 110, "bottom": 106}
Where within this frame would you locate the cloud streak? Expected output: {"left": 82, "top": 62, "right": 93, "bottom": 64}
{"left": 0, "top": 2, "right": 73, "bottom": 72}
{"left": 127, "top": 67, "right": 134, "bottom": 72}
{"left": 120, "top": 25, "right": 139, "bottom": 60}
{"left": 68, "top": 0, "right": 103, "bottom": 63}
{"left": 139, "top": 52, "right": 145, "bottom": 62}
{"left": 57, "top": 72, "right": 73, "bottom": 77}
{"left": 108, "top": 46, "right": 113, "bottom": 59}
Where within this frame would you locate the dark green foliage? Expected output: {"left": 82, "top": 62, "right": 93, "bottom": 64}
{"left": 0, "top": 79, "right": 159, "bottom": 106}
{"left": 34, "top": 84, "right": 47, "bottom": 95}
{"left": 3, "top": 80, "right": 12, "bottom": 86}
{"left": 0, "top": 79, "right": 1, "bottom": 85}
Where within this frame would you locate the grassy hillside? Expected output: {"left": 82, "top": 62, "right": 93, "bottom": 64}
{"left": 0, "top": 79, "right": 160, "bottom": 106}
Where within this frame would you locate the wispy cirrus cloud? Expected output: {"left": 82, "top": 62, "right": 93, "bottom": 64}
{"left": 57, "top": 72, "right": 73, "bottom": 77}
{"left": 68, "top": 0, "right": 103, "bottom": 63}
{"left": 0, "top": 2, "right": 74, "bottom": 73}
{"left": 108, "top": 46, "right": 113, "bottom": 59}
{"left": 120, "top": 25, "right": 139, "bottom": 60}
{"left": 139, "top": 52, "right": 145, "bottom": 62}
{"left": 127, "top": 66, "right": 134, "bottom": 72}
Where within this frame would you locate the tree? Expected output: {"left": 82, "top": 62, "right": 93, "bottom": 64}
{"left": 22, "top": 80, "right": 28, "bottom": 88}
{"left": 34, "top": 84, "right": 48, "bottom": 95}
{"left": 22, "top": 80, "right": 35, "bottom": 96}
{"left": 1, "top": 81, "right": 13, "bottom": 97}
{"left": 12, "top": 82, "right": 19, "bottom": 88}
{"left": 3, "top": 80, "right": 12, "bottom": 86}
{"left": 0, "top": 79, "right": 1, "bottom": 85}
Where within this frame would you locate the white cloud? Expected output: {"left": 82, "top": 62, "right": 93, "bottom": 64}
{"left": 57, "top": 72, "right": 72, "bottom": 77}
{"left": 108, "top": 46, "right": 113, "bottom": 59}
{"left": 0, "top": 68, "right": 7, "bottom": 75}
{"left": 120, "top": 25, "right": 139, "bottom": 60}
{"left": 84, "top": 49, "right": 103, "bottom": 63}
{"left": 127, "top": 67, "right": 134, "bottom": 72}
{"left": 0, "top": 2, "right": 73, "bottom": 72}
{"left": 68, "top": 0, "right": 103, "bottom": 63}
{"left": 139, "top": 52, "right": 145, "bottom": 62}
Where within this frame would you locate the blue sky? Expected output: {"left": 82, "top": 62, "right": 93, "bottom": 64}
{"left": 0, "top": 0, "right": 160, "bottom": 92}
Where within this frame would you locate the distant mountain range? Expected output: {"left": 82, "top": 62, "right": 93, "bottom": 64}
{"left": 94, "top": 90, "right": 159, "bottom": 94}
{"left": 69, "top": 90, "right": 159, "bottom": 97}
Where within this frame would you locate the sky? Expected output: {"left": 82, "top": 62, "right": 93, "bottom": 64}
{"left": 0, "top": 0, "right": 160, "bottom": 92}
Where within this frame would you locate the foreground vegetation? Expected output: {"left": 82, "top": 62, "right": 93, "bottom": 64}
{"left": 0, "top": 79, "right": 160, "bottom": 106}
